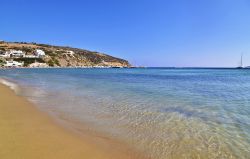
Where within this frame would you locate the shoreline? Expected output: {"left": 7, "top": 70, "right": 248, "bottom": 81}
{"left": 0, "top": 83, "right": 146, "bottom": 159}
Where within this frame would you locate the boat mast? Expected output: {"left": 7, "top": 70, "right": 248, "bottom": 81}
{"left": 240, "top": 53, "right": 243, "bottom": 68}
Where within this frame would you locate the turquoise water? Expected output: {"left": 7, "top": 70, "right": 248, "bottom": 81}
{"left": 0, "top": 68, "right": 250, "bottom": 158}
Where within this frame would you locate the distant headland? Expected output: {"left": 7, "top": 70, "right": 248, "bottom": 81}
{"left": 0, "top": 41, "right": 131, "bottom": 68}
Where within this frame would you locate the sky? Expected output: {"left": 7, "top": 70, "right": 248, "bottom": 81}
{"left": 1, "top": 0, "right": 250, "bottom": 67}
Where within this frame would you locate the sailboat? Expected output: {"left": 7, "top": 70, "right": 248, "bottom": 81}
{"left": 236, "top": 54, "right": 243, "bottom": 69}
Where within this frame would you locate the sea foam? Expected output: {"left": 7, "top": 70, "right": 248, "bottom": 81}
{"left": 0, "top": 78, "right": 20, "bottom": 94}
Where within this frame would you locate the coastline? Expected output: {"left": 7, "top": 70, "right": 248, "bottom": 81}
{"left": 0, "top": 83, "right": 146, "bottom": 159}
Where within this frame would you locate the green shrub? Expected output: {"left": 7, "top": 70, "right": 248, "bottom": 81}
{"left": 47, "top": 59, "right": 54, "bottom": 66}
{"left": 45, "top": 50, "right": 56, "bottom": 57}
{"left": 21, "top": 47, "right": 33, "bottom": 53}
{"left": 0, "top": 59, "right": 6, "bottom": 66}
{"left": 54, "top": 59, "right": 60, "bottom": 66}
{"left": 15, "top": 58, "right": 45, "bottom": 67}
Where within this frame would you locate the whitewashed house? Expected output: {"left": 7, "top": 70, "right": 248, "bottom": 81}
{"left": 34, "top": 49, "right": 45, "bottom": 58}
{"left": 9, "top": 50, "right": 25, "bottom": 58}
{"left": 29, "top": 62, "right": 48, "bottom": 68}
{"left": 0, "top": 51, "right": 10, "bottom": 58}
{"left": 63, "top": 50, "right": 75, "bottom": 58}
{"left": 24, "top": 54, "right": 37, "bottom": 58}
{"left": 4, "top": 60, "right": 24, "bottom": 67}
{"left": 66, "top": 50, "right": 74, "bottom": 56}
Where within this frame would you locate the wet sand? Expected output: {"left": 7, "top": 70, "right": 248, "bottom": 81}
{"left": 0, "top": 84, "right": 145, "bottom": 159}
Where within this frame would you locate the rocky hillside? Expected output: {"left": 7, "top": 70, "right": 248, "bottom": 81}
{"left": 0, "top": 41, "right": 131, "bottom": 67}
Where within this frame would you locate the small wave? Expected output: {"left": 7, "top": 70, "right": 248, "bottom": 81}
{"left": 0, "top": 78, "right": 20, "bottom": 94}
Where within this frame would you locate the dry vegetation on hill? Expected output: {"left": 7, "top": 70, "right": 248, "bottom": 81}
{"left": 0, "top": 41, "right": 131, "bottom": 67}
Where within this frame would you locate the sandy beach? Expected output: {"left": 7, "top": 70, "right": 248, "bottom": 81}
{"left": 0, "top": 83, "right": 144, "bottom": 159}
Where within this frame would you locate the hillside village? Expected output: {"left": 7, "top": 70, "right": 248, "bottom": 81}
{"left": 0, "top": 41, "right": 131, "bottom": 68}
{"left": 0, "top": 49, "right": 46, "bottom": 67}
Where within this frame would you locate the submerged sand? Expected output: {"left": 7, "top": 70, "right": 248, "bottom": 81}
{"left": 0, "top": 84, "right": 145, "bottom": 159}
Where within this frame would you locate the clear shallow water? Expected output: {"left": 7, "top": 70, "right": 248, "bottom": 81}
{"left": 0, "top": 68, "right": 250, "bottom": 158}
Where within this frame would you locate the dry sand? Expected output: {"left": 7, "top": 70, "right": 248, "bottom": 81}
{"left": 0, "top": 84, "right": 145, "bottom": 159}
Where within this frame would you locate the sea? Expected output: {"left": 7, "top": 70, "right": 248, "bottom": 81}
{"left": 0, "top": 68, "right": 249, "bottom": 159}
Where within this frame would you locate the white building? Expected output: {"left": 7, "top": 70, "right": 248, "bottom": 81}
{"left": 63, "top": 50, "right": 75, "bottom": 57}
{"left": 67, "top": 50, "right": 74, "bottom": 56}
{"left": 34, "top": 49, "right": 45, "bottom": 58}
{"left": 29, "top": 62, "right": 48, "bottom": 68}
{"left": 9, "top": 50, "right": 25, "bottom": 58}
{"left": 0, "top": 52, "right": 10, "bottom": 58}
{"left": 24, "top": 54, "right": 37, "bottom": 58}
{"left": 4, "top": 61, "right": 24, "bottom": 67}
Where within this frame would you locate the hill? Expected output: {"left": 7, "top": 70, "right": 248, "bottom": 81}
{"left": 0, "top": 41, "right": 131, "bottom": 67}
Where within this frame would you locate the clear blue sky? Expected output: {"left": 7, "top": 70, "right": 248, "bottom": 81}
{"left": 1, "top": 0, "right": 250, "bottom": 67}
